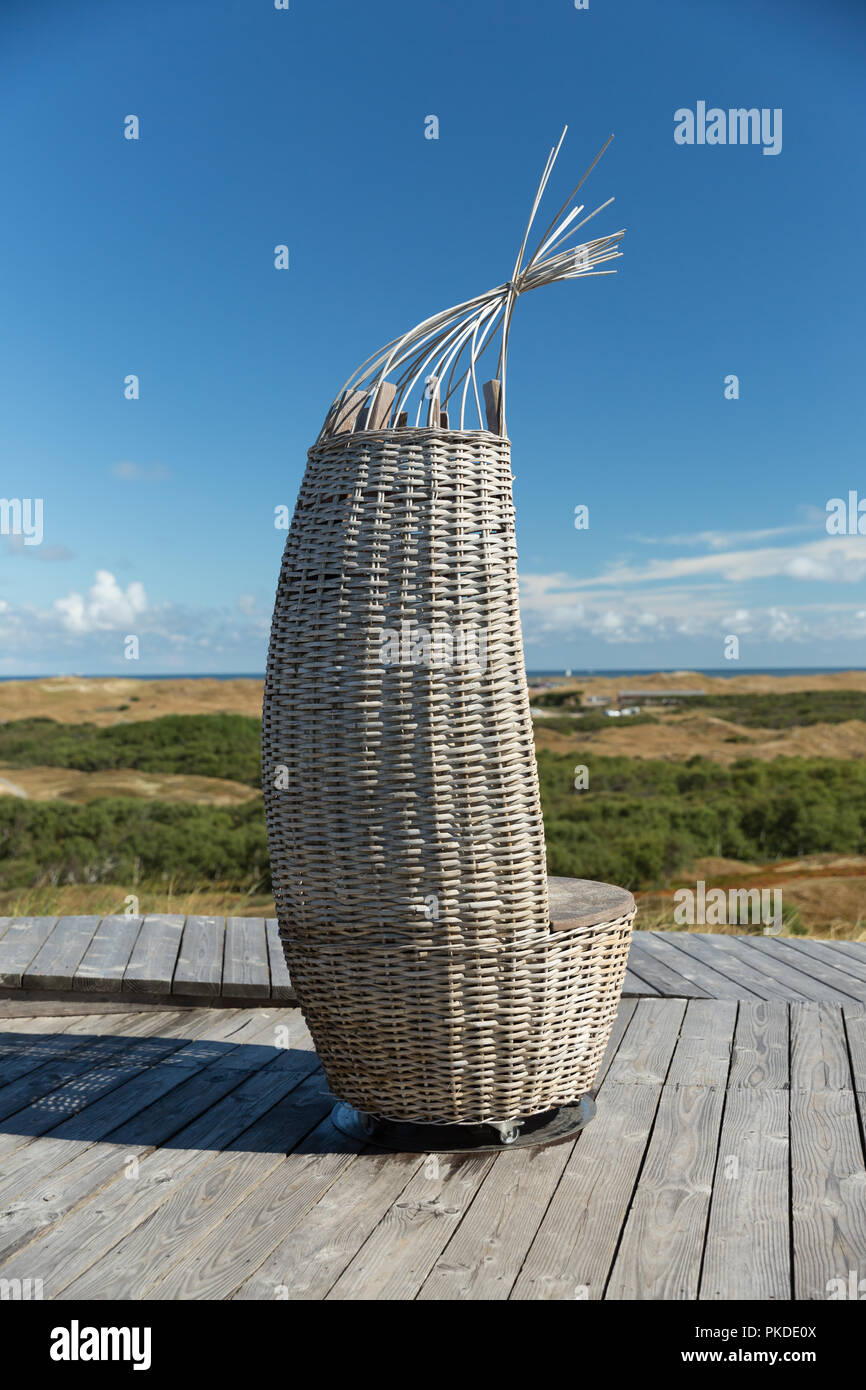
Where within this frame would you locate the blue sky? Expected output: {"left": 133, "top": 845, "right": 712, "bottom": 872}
{"left": 1, "top": 0, "right": 864, "bottom": 675}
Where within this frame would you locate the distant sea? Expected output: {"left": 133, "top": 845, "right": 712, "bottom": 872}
{"left": 526, "top": 668, "right": 864, "bottom": 679}
{"left": 1, "top": 667, "right": 863, "bottom": 682}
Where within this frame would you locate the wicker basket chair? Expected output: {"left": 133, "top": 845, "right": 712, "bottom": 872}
{"left": 263, "top": 129, "right": 635, "bottom": 1133}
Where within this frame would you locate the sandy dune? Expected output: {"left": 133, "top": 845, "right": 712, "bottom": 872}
{"left": 3, "top": 668, "right": 866, "bottom": 728}
{"left": 0, "top": 764, "right": 257, "bottom": 805}
{"left": 535, "top": 669, "right": 866, "bottom": 698}
{"left": 0, "top": 677, "right": 263, "bottom": 726}
{"left": 535, "top": 714, "right": 866, "bottom": 764}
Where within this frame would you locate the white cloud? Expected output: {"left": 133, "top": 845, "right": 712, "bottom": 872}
{"left": 631, "top": 523, "right": 815, "bottom": 550}
{"left": 518, "top": 571, "right": 866, "bottom": 646}
{"left": 54, "top": 570, "right": 148, "bottom": 633}
{"left": 565, "top": 537, "right": 866, "bottom": 590}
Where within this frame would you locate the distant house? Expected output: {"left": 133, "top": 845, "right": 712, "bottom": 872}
{"left": 584, "top": 694, "right": 610, "bottom": 706}
{"left": 617, "top": 690, "right": 704, "bottom": 704}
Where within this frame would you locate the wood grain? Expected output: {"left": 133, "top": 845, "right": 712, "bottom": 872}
{"left": 647, "top": 931, "right": 763, "bottom": 1000}
{"left": 606, "top": 1082, "right": 727, "bottom": 1299}
{"left": 327, "top": 1153, "right": 496, "bottom": 1300}
{"left": 123, "top": 915, "right": 185, "bottom": 995}
{"left": 223, "top": 918, "right": 270, "bottom": 998}
{"left": 511, "top": 1081, "right": 660, "bottom": 1299}
{"left": 699, "top": 1086, "right": 790, "bottom": 1300}
{"left": 728, "top": 1000, "right": 789, "bottom": 1089}
{"left": 173, "top": 917, "right": 225, "bottom": 997}
{"left": 74, "top": 916, "right": 142, "bottom": 993}
{"left": 627, "top": 935, "right": 708, "bottom": 998}
{"left": 22, "top": 917, "right": 100, "bottom": 991}
{"left": 0, "top": 918, "right": 58, "bottom": 987}
{"left": 603, "top": 997, "right": 686, "bottom": 1085}
{"left": 265, "top": 919, "right": 294, "bottom": 1000}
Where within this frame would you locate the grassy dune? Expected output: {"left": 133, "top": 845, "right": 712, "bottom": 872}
{"left": 1, "top": 673, "right": 865, "bottom": 935}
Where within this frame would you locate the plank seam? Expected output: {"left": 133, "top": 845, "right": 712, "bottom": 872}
{"left": 650, "top": 931, "right": 769, "bottom": 1000}
{"left": 735, "top": 934, "right": 865, "bottom": 1005}
{"left": 786, "top": 1002, "right": 795, "bottom": 1299}
{"left": 841, "top": 1007, "right": 866, "bottom": 1175}
{"left": 502, "top": 995, "right": 645, "bottom": 1300}
{"left": 600, "top": 1001, "right": 689, "bottom": 1299}
{"left": 694, "top": 999, "right": 739, "bottom": 1299}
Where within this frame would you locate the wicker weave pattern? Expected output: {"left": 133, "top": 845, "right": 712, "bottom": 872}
{"left": 263, "top": 428, "right": 548, "bottom": 941}
{"left": 263, "top": 426, "right": 633, "bottom": 1123}
{"left": 286, "top": 914, "right": 634, "bottom": 1124}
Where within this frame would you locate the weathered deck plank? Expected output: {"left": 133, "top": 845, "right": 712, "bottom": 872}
{"left": 0, "top": 1012, "right": 103, "bottom": 1086}
{"left": 655, "top": 931, "right": 810, "bottom": 1001}
{"left": 789, "top": 1001, "right": 866, "bottom": 1300}
{"left": 737, "top": 935, "right": 865, "bottom": 1005}
{"left": 418, "top": 1136, "right": 574, "bottom": 1300}
{"left": 622, "top": 966, "right": 659, "bottom": 995}
{"left": 64, "top": 1074, "right": 340, "bottom": 1300}
{"left": 223, "top": 918, "right": 270, "bottom": 999}
{"left": 173, "top": 916, "right": 225, "bottom": 997}
{"left": 0, "top": 1009, "right": 183, "bottom": 1130}
{"left": 326, "top": 1153, "right": 496, "bottom": 1301}
{"left": 265, "top": 919, "right": 294, "bottom": 1000}
{"left": 707, "top": 934, "right": 856, "bottom": 1005}
{"left": 123, "top": 915, "right": 185, "bottom": 995}
{"left": 22, "top": 916, "right": 101, "bottom": 990}
{"left": 233, "top": 1147, "right": 423, "bottom": 1300}
{"left": 2, "top": 915, "right": 864, "bottom": 1007}
{"left": 511, "top": 998, "right": 679, "bottom": 1301}
{"left": 1, "top": 990, "right": 865, "bottom": 1300}
{"left": 627, "top": 935, "right": 709, "bottom": 998}
{"left": 604, "top": 999, "right": 736, "bottom": 1300}
{"left": 699, "top": 1086, "right": 790, "bottom": 1300}
{"left": 511, "top": 1081, "right": 661, "bottom": 1300}
{"left": 727, "top": 1000, "right": 790, "bottom": 1089}
{"left": 0, "top": 1033, "right": 321, "bottom": 1296}
{"left": 603, "top": 997, "right": 686, "bottom": 1085}
{"left": 74, "top": 915, "right": 142, "bottom": 992}
{"left": 783, "top": 936, "right": 866, "bottom": 988}
{"left": 645, "top": 931, "right": 764, "bottom": 1000}
{"left": 0, "top": 1011, "right": 308, "bottom": 1264}
{"left": 0, "top": 1009, "right": 297, "bottom": 1205}
{"left": 0, "top": 918, "right": 59, "bottom": 987}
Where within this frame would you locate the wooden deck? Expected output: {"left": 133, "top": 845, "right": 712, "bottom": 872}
{"left": 3, "top": 900, "right": 866, "bottom": 1298}
{"left": 3, "top": 907, "right": 866, "bottom": 1012}
{"left": 0, "top": 914, "right": 293, "bottom": 1012}
{"left": 1, "top": 993, "right": 864, "bottom": 1299}
{"left": 626, "top": 928, "right": 866, "bottom": 1004}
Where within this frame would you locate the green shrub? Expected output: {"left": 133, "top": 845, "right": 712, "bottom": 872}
{"left": 678, "top": 690, "right": 866, "bottom": 728}
{"left": 0, "top": 714, "right": 262, "bottom": 786}
{"left": 0, "top": 797, "right": 269, "bottom": 892}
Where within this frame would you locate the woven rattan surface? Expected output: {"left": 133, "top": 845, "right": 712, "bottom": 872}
{"left": 263, "top": 426, "right": 634, "bottom": 1123}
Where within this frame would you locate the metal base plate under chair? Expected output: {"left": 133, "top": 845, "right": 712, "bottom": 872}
{"left": 331, "top": 1095, "right": 596, "bottom": 1154}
